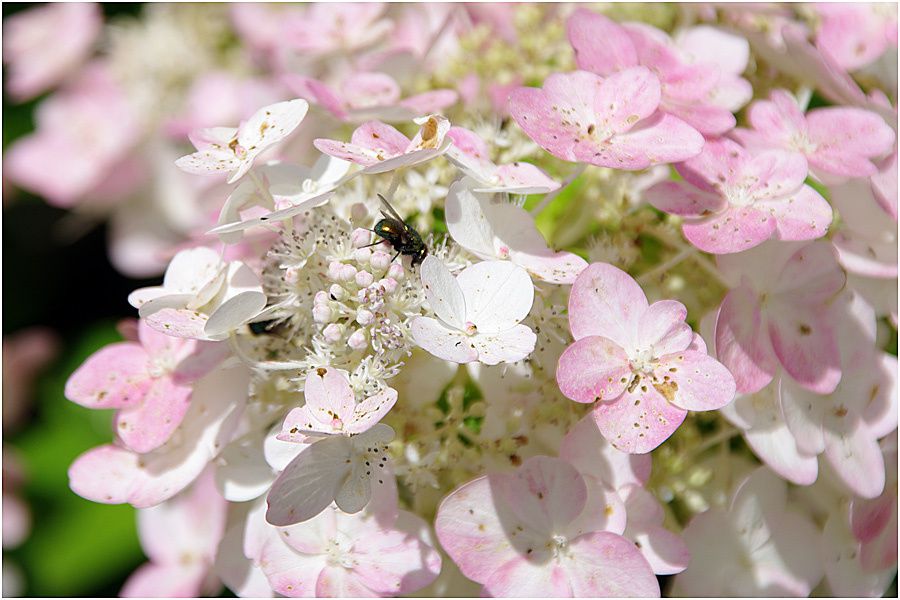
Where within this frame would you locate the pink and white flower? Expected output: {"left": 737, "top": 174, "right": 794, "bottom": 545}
{"left": 675, "top": 467, "right": 824, "bottom": 596}
{"left": 410, "top": 256, "right": 537, "bottom": 365}
{"left": 445, "top": 178, "right": 586, "bottom": 284}
{"left": 646, "top": 137, "right": 832, "bottom": 254}
{"left": 128, "top": 247, "right": 267, "bottom": 341}
{"left": 175, "top": 99, "right": 309, "bottom": 184}
{"left": 567, "top": 9, "right": 752, "bottom": 135}
{"left": 247, "top": 497, "right": 441, "bottom": 597}
{"left": 314, "top": 114, "right": 451, "bottom": 174}
{"left": 65, "top": 320, "right": 225, "bottom": 454}
{"left": 266, "top": 368, "right": 397, "bottom": 526}
{"left": 445, "top": 126, "right": 560, "bottom": 195}
{"left": 509, "top": 68, "right": 704, "bottom": 170}
{"left": 558, "top": 263, "right": 735, "bottom": 453}
{"left": 121, "top": 468, "right": 227, "bottom": 597}
{"left": 2, "top": 3, "right": 101, "bottom": 100}
{"left": 734, "top": 89, "right": 895, "bottom": 180}
{"left": 68, "top": 366, "right": 248, "bottom": 508}
{"left": 714, "top": 241, "right": 846, "bottom": 395}
{"left": 435, "top": 455, "right": 660, "bottom": 597}
{"left": 813, "top": 3, "right": 898, "bottom": 72}
{"left": 284, "top": 71, "right": 457, "bottom": 123}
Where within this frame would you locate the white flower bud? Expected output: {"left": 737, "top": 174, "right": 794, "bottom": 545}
{"left": 355, "top": 270, "right": 374, "bottom": 287}
{"left": 347, "top": 328, "right": 368, "bottom": 350}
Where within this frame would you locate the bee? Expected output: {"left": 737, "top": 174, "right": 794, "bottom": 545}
{"left": 365, "top": 194, "right": 429, "bottom": 266}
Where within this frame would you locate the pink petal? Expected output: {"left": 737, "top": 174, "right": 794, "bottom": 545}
{"left": 116, "top": 377, "right": 193, "bottom": 454}
{"left": 645, "top": 181, "right": 726, "bottom": 217}
{"left": 312, "top": 139, "right": 380, "bottom": 166}
{"left": 676, "top": 136, "right": 747, "bottom": 192}
{"left": 559, "top": 415, "right": 652, "bottom": 489}
{"left": 598, "top": 112, "right": 705, "bottom": 169}
{"left": 65, "top": 343, "right": 151, "bottom": 409}
{"left": 663, "top": 100, "right": 737, "bottom": 136}
{"left": 747, "top": 90, "right": 807, "bottom": 145}
{"left": 823, "top": 415, "right": 885, "bottom": 499}
{"left": 304, "top": 367, "right": 356, "bottom": 428}
{"left": 852, "top": 494, "right": 898, "bottom": 571}
{"left": 315, "top": 565, "right": 374, "bottom": 597}
{"left": 807, "top": 107, "right": 896, "bottom": 177}
{"left": 593, "top": 67, "right": 661, "bottom": 135}
{"left": 629, "top": 526, "right": 690, "bottom": 576}
{"left": 483, "top": 556, "right": 572, "bottom": 597}
{"left": 740, "top": 150, "right": 809, "bottom": 201}
{"left": 282, "top": 75, "right": 348, "bottom": 120}
{"left": 568, "top": 262, "right": 648, "bottom": 346}
{"left": 492, "top": 162, "right": 560, "bottom": 194}
{"left": 591, "top": 386, "right": 687, "bottom": 454}
{"left": 565, "top": 532, "right": 660, "bottom": 597}
{"left": 654, "top": 351, "right": 736, "bottom": 411}
{"left": 399, "top": 89, "right": 458, "bottom": 115}
{"left": 434, "top": 476, "right": 524, "bottom": 584}
{"left": 754, "top": 185, "right": 832, "bottom": 242}
{"left": 508, "top": 71, "right": 604, "bottom": 164}
{"left": 557, "top": 336, "right": 631, "bottom": 404}
{"left": 682, "top": 205, "right": 777, "bottom": 254}
{"left": 346, "top": 387, "right": 397, "bottom": 435}
{"left": 493, "top": 456, "right": 588, "bottom": 537}
{"left": 871, "top": 147, "right": 897, "bottom": 219}
{"left": 509, "top": 250, "right": 588, "bottom": 285}
{"left": 715, "top": 286, "right": 778, "bottom": 394}
{"left": 120, "top": 563, "right": 207, "bottom": 598}
{"left": 567, "top": 9, "right": 638, "bottom": 75}
{"left": 767, "top": 305, "right": 841, "bottom": 395}
{"left": 772, "top": 240, "right": 847, "bottom": 303}
{"left": 636, "top": 299, "right": 692, "bottom": 355}
{"left": 144, "top": 308, "right": 209, "bottom": 339}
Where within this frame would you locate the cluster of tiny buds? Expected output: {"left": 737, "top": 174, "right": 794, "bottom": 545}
{"left": 310, "top": 229, "right": 407, "bottom": 353}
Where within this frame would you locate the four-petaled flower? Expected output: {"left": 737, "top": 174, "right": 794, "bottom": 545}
{"left": 557, "top": 263, "right": 735, "bottom": 453}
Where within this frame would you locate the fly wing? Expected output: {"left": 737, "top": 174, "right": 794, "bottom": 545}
{"left": 378, "top": 194, "right": 405, "bottom": 222}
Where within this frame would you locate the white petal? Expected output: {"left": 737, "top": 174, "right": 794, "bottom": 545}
{"left": 457, "top": 260, "right": 534, "bottom": 333}
{"left": 410, "top": 317, "right": 479, "bottom": 363}
{"left": 470, "top": 326, "right": 537, "bottom": 365}
{"left": 265, "top": 436, "right": 352, "bottom": 526}
{"left": 420, "top": 255, "right": 466, "bottom": 330}
{"left": 445, "top": 178, "right": 497, "bottom": 259}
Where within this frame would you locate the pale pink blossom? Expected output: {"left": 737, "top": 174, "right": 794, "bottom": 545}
{"left": 128, "top": 248, "right": 267, "bottom": 342}
{"left": 675, "top": 467, "right": 823, "bottom": 596}
{"left": 558, "top": 263, "right": 735, "bottom": 453}
{"left": 121, "top": 468, "right": 227, "bottom": 597}
{"left": 715, "top": 241, "right": 846, "bottom": 395}
{"left": 814, "top": 3, "right": 898, "bottom": 72}
{"left": 850, "top": 433, "right": 898, "bottom": 572}
{"left": 734, "top": 89, "right": 895, "bottom": 180}
{"left": 314, "top": 114, "right": 451, "bottom": 174}
{"left": 445, "top": 126, "right": 560, "bottom": 194}
{"left": 567, "top": 9, "right": 752, "bottom": 135}
{"left": 410, "top": 256, "right": 537, "bottom": 365}
{"left": 2, "top": 327, "right": 59, "bottom": 430}
{"left": 445, "top": 178, "right": 586, "bottom": 284}
{"left": 266, "top": 368, "right": 398, "bottom": 526}
{"left": 175, "top": 99, "right": 309, "bottom": 184}
{"left": 281, "top": 3, "right": 393, "bottom": 58}
{"left": 4, "top": 64, "right": 141, "bottom": 207}
{"left": 65, "top": 321, "right": 226, "bottom": 454}
{"left": 647, "top": 137, "right": 831, "bottom": 253}
{"left": 435, "top": 455, "right": 660, "bottom": 597}
{"left": 246, "top": 498, "right": 441, "bottom": 597}
{"left": 284, "top": 71, "right": 457, "bottom": 123}
{"left": 559, "top": 416, "right": 689, "bottom": 575}
{"left": 509, "top": 68, "right": 704, "bottom": 170}
{"left": 2, "top": 3, "right": 101, "bottom": 100}
{"left": 68, "top": 366, "right": 248, "bottom": 508}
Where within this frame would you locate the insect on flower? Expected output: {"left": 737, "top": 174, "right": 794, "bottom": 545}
{"left": 366, "top": 194, "right": 428, "bottom": 266}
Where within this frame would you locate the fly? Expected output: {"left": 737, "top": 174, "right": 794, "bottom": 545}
{"left": 364, "top": 194, "right": 429, "bottom": 266}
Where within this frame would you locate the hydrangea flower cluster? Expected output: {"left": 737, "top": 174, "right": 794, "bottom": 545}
{"left": 6, "top": 3, "right": 895, "bottom": 597}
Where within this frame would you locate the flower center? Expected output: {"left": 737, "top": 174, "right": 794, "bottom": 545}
{"left": 324, "top": 537, "right": 356, "bottom": 569}
{"left": 550, "top": 534, "right": 570, "bottom": 558}
{"left": 464, "top": 321, "right": 478, "bottom": 336}
{"left": 629, "top": 347, "right": 655, "bottom": 374}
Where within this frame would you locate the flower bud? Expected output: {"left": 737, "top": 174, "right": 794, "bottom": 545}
{"left": 347, "top": 329, "right": 368, "bottom": 350}
{"left": 355, "top": 270, "right": 374, "bottom": 287}
{"left": 322, "top": 323, "right": 343, "bottom": 343}
{"left": 312, "top": 304, "right": 333, "bottom": 323}
{"left": 328, "top": 284, "right": 347, "bottom": 301}
{"left": 356, "top": 308, "right": 375, "bottom": 325}
{"left": 388, "top": 263, "right": 405, "bottom": 280}
{"left": 370, "top": 251, "right": 392, "bottom": 270}
{"left": 351, "top": 228, "right": 372, "bottom": 248}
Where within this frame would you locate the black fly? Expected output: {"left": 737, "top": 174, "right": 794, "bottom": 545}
{"left": 365, "top": 194, "right": 428, "bottom": 266}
